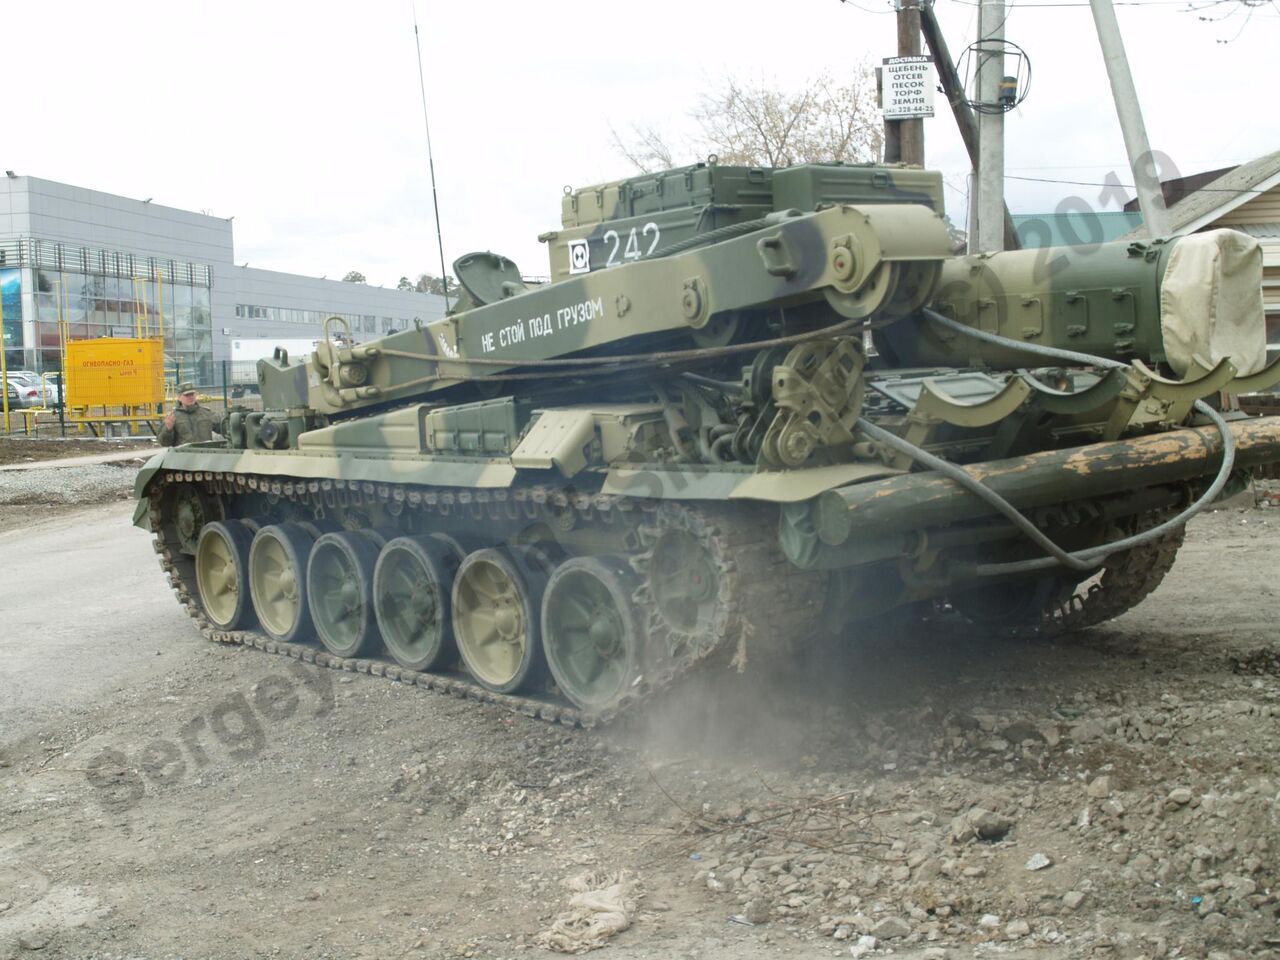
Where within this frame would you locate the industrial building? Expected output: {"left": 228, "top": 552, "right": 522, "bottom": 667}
{"left": 0, "top": 174, "right": 447, "bottom": 385}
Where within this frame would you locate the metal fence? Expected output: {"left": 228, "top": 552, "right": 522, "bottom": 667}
{"left": 189, "top": 360, "right": 262, "bottom": 412}
{"left": 1, "top": 359, "right": 264, "bottom": 437}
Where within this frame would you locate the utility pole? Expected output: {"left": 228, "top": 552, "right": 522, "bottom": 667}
{"left": 883, "top": 0, "right": 926, "bottom": 166}
{"left": 919, "top": 3, "right": 1020, "bottom": 250}
{"left": 975, "top": 0, "right": 1007, "bottom": 252}
{"left": 1089, "top": 0, "right": 1171, "bottom": 238}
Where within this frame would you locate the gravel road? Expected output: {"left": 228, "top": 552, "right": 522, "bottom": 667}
{"left": 0, "top": 502, "right": 191, "bottom": 742}
{"left": 0, "top": 472, "right": 1276, "bottom": 960}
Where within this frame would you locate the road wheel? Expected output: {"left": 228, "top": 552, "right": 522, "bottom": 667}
{"left": 452, "top": 547, "right": 547, "bottom": 694}
{"left": 249, "top": 523, "right": 317, "bottom": 644}
{"left": 374, "top": 534, "right": 463, "bottom": 671}
{"left": 541, "top": 555, "right": 643, "bottom": 714}
{"left": 307, "top": 531, "right": 381, "bottom": 658}
{"left": 195, "top": 520, "right": 257, "bottom": 630}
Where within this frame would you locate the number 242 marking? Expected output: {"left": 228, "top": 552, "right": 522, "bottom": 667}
{"left": 602, "top": 223, "right": 660, "bottom": 268}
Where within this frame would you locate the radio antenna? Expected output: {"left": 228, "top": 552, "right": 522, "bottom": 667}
{"left": 412, "top": 3, "right": 450, "bottom": 311}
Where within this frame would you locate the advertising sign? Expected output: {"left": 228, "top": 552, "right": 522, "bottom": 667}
{"left": 881, "top": 56, "right": 936, "bottom": 119}
{"left": 1, "top": 268, "right": 21, "bottom": 352}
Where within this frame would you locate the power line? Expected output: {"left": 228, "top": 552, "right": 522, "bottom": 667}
{"left": 950, "top": 0, "right": 1280, "bottom": 11}
{"left": 1007, "top": 173, "right": 1274, "bottom": 194}
{"left": 1006, "top": 159, "right": 1251, "bottom": 169}
{"left": 953, "top": 0, "right": 1208, "bottom": 6}
{"left": 835, "top": 0, "right": 896, "bottom": 14}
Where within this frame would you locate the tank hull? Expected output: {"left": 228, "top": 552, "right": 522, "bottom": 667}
{"left": 137, "top": 160, "right": 1280, "bottom": 722}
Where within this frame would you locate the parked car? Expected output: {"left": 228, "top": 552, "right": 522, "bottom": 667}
{"left": 3, "top": 377, "right": 42, "bottom": 408}
{"left": 30, "top": 377, "right": 61, "bottom": 406}
{"left": 3, "top": 380, "right": 31, "bottom": 412}
{"left": 5, "top": 371, "right": 60, "bottom": 406}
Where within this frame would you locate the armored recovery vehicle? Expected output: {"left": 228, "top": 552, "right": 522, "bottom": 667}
{"left": 136, "top": 161, "right": 1280, "bottom": 724}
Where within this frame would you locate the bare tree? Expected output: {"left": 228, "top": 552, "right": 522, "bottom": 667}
{"left": 694, "top": 71, "right": 883, "bottom": 168}
{"left": 612, "top": 68, "right": 883, "bottom": 174}
{"left": 609, "top": 122, "right": 678, "bottom": 175}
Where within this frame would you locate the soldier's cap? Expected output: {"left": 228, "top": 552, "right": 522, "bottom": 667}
{"left": 177, "top": 382, "right": 197, "bottom": 395}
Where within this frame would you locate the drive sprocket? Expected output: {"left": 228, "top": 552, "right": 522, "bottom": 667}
{"left": 631, "top": 502, "right": 739, "bottom": 672}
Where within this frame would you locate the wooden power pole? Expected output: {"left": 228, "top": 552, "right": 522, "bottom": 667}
{"left": 886, "top": 0, "right": 926, "bottom": 166}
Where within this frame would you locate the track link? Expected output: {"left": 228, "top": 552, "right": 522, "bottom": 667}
{"left": 1039, "top": 522, "right": 1186, "bottom": 635}
{"left": 936, "top": 511, "right": 1187, "bottom": 641}
{"left": 148, "top": 469, "right": 826, "bottom": 727}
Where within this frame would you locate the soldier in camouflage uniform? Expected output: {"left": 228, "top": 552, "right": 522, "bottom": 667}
{"left": 158, "top": 382, "right": 216, "bottom": 447}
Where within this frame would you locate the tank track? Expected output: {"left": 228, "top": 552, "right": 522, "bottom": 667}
{"left": 147, "top": 469, "right": 826, "bottom": 728}
{"left": 935, "top": 514, "right": 1187, "bottom": 641}
{"left": 1036, "top": 522, "right": 1186, "bottom": 636}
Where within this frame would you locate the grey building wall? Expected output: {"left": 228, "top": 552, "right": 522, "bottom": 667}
{"left": 0, "top": 176, "right": 234, "bottom": 264}
{"left": 0, "top": 177, "right": 32, "bottom": 237}
{"left": 0, "top": 174, "right": 447, "bottom": 371}
{"left": 220, "top": 266, "right": 444, "bottom": 360}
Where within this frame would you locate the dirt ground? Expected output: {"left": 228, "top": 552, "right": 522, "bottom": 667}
{"left": 0, "top": 438, "right": 155, "bottom": 532}
{"left": 0, "top": 437, "right": 156, "bottom": 467}
{"left": 0, "top": 462, "right": 1277, "bottom": 959}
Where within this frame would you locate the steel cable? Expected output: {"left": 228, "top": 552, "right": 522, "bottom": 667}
{"left": 871, "top": 309, "right": 1240, "bottom": 576}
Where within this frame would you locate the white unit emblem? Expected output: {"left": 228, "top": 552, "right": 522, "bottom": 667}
{"left": 568, "top": 239, "right": 591, "bottom": 274}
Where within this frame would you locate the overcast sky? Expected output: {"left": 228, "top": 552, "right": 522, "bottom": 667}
{"left": 5, "top": 0, "right": 1276, "bottom": 286}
